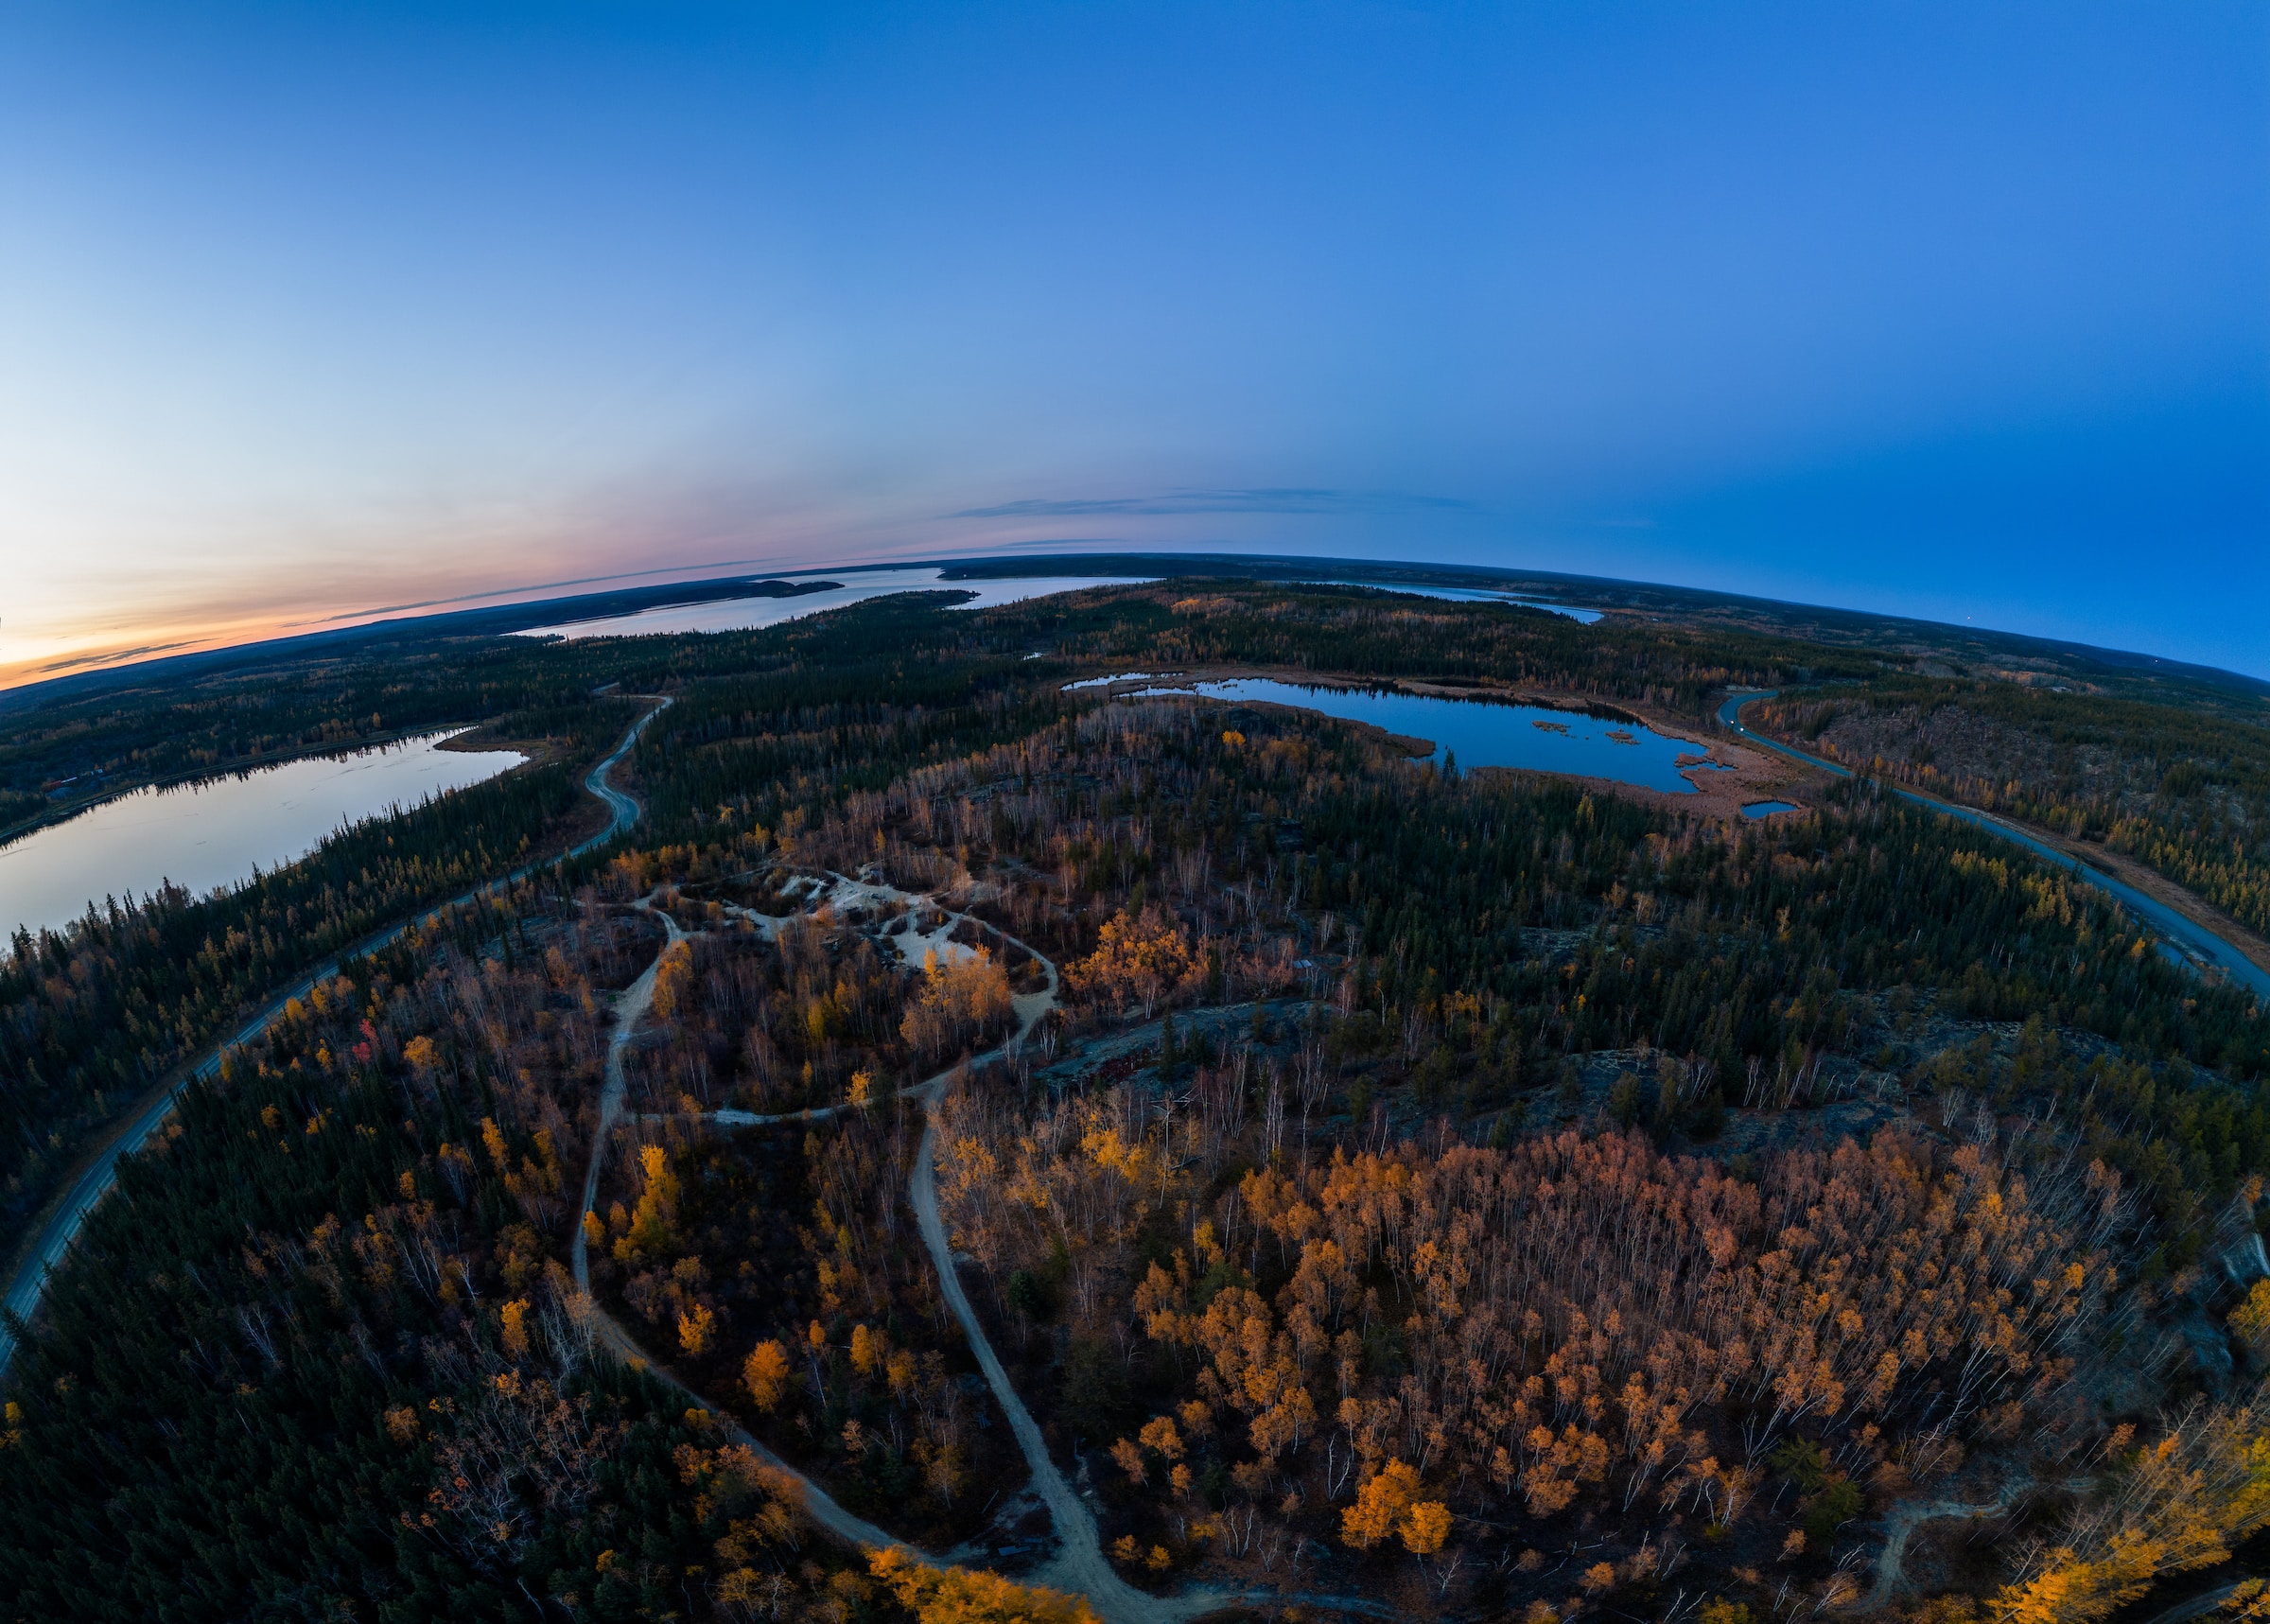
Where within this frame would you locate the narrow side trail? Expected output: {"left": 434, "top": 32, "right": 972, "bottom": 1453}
{"left": 1862, "top": 1476, "right": 2090, "bottom": 1612}
{"left": 0, "top": 696, "right": 671, "bottom": 1371}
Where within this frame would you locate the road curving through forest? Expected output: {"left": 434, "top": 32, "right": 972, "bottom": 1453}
{"left": 1719, "top": 690, "right": 2270, "bottom": 1001}
{"left": 0, "top": 696, "right": 672, "bottom": 1371}
{"left": 566, "top": 872, "right": 1073, "bottom": 1563}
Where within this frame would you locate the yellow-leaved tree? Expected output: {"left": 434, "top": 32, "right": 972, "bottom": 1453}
{"left": 1342, "top": 1459, "right": 1422, "bottom": 1548}
{"left": 868, "top": 1548, "right": 1099, "bottom": 1624}
{"left": 678, "top": 1303, "right": 716, "bottom": 1357}
{"left": 614, "top": 1144, "right": 679, "bottom": 1263}
{"left": 1995, "top": 1393, "right": 2270, "bottom": 1624}
{"left": 900, "top": 949, "right": 1013, "bottom": 1061}
{"left": 1401, "top": 1499, "right": 1454, "bottom": 1556}
{"left": 1066, "top": 906, "right": 1196, "bottom": 1019}
{"left": 650, "top": 940, "right": 695, "bottom": 1021}
{"left": 743, "top": 1340, "right": 792, "bottom": 1412}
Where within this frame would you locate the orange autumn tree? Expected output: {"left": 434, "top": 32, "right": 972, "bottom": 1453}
{"left": 1066, "top": 906, "right": 1199, "bottom": 1018}
{"left": 742, "top": 1340, "right": 793, "bottom": 1411}
{"left": 868, "top": 1548, "right": 1099, "bottom": 1624}
{"left": 650, "top": 940, "right": 696, "bottom": 1021}
{"left": 900, "top": 948, "right": 1013, "bottom": 1061}
{"left": 1401, "top": 1499, "right": 1454, "bottom": 1556}
{"left": 1342, "top": 1460, "right": 1420, "bottom": 1547}
{"left": 1995, "top": 1393, "right": 2270, "bottom": 1624}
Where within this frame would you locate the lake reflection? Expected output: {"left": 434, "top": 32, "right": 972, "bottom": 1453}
{"left": 0, "top": 732, "right": 525, "bottom": 940}
{"left": 1118, "top": 678, "right": 1711, "bottom": 794}
{"left": 1294, "top": 581, "right": 1604, "bottom": 622}
{"left": 515, "top": 569, "right": 1154, "bottom": 640}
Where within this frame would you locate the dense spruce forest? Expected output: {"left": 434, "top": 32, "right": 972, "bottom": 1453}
{"left": 0, "top": 696, "right": 643, "bottom": 1232}
{"left": 5, "top": 576, "right": 2270, "bottom": 1624}
{"left": 1754, "top": 679, "right": 2270, "bottom": 941}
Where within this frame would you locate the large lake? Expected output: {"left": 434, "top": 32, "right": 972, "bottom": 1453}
{"left": 1119, "top": 677, "right": 1712, "bottom": 794}
{"left": 515, "top": 568, "right": 1154, "bottom": 640}
{"left": 1295, "top": 580, "right": 1603, "bottom": 622}
{"left": 0, "top": 732, "right": 526, "bottom": 940}
{"left": 511, "top": 569, "right": 1600, "bottom": 639}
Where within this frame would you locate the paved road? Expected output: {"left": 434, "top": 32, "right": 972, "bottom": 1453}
{"left": 1719, "top": 690, "right": 2270, "bottom": 1002}
{"left": 0, "top": 698, "right": 672, "bottom": 1370}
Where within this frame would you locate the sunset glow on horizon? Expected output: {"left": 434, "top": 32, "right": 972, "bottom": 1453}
{"left": 4, "top": 1, "right": 2263, "bottom": 687}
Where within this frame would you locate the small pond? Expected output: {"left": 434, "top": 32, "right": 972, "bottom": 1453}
{"left": 516, "top": 569, "right": 1154, "bottom": 640}
{"left": 1063, "top": 671, "right": 1172, "bottom": 690}
{"left": 0, "top": 731, "right": 526, "bottom": 940}
{"left": 1116, "top": 677, "right": 1712, "bottom": 794}
{"left": 1740, "top": 800, "right": 1803, "bottom": 819}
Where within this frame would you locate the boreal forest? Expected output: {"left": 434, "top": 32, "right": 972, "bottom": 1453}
{"left": 4, "top": 570, "right": 2270, "bottom": 1624}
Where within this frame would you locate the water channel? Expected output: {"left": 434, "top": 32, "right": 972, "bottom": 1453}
{"left": 0, "top": 731, "right": 526, "bottom": 941}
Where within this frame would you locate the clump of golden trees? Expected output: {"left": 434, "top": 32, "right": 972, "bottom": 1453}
{"left": 1994, "top": 1390, "right": 2270, "bottom": 1624}
{"left": 1066, "top": 906, "right": 1205, "bottom": 1019}
{"left": 868, "top": 1547, "right": 1098, "bottom": 1624}
{"left": 900, "top": 945, "right": 1015, "bottom": 1061}
{"left": 941, "top": 1070, "right": 2137, "bottom": 1564}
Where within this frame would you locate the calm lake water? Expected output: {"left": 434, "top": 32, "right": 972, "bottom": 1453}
{"left": 0, "top": 732, "right": 526, "bottom": 940}
{"left": 1120, "top": 678, "right": 1711, "bottom": 794}
{"left": 515, "top": 569, "right": 1155, "bottom": 640}
{"left": 1296, "top": 581, "right": 1604, "bottom": 622}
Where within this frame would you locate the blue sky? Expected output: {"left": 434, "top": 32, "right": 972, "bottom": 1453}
{"left": 1, "top": 1, "right": 2263, "bottom": 682}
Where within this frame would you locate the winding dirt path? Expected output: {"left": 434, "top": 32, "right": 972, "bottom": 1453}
{"left": 573, "top": 874, "right": 1200, "bottom": 1617}
{"left": 877, "top": 894, "right": 1242, "bottom": 1623}
{"left": 1863, "top": 1476, "right": 2090, "bottom": 1612}
{"left": 567, "top": 892, "right": 919, "bottom": 1557}
{"left": 574, "top": 871, "right": 1393, "bottom": 1622}
{"left": 908, "top": 1088, "right": 1231, "bottom": 1624}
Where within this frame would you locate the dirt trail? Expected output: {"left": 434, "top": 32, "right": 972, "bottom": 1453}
{"left": 566, "top": 874, "right": 1067, "bottom": 1558}
{"left": 579, "top": 870, "right": 1388, "bottom": 1623}
{"left": 874, "top": 899, "right": 1240, "bottom": 1623}
{"left": 2133, "top": 1580, "right": 2252, "bottom": 1624}
{"left": 1863, "top": 1476, "right": 2090, "bottom": 1612}
{"left": 568, "top": 895, "right": 687, "bottom": 1296}
{"left": 579, "top": 872, "right": 1196, "bottom": 1617}
{"left": 568, "top": 893, "right": 919, "bottom": 1557}
{"left": 908, "top": 1087, "right": 1234, "bottom": 1624}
